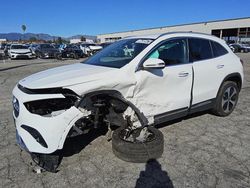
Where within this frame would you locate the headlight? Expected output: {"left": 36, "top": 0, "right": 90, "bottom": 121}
{"left": 12, "top": 96, "right": 20, "bottom": 117}
{"left": 24, "top": 96, "right": 77, "bottom": 117}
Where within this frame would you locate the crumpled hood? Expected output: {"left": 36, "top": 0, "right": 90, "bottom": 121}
{"left": 19, "top": 63, "right": 116, "bottom": 89}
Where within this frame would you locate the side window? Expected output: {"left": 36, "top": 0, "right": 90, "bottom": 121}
{"left": 211, "top": 41, "right": 228, "bottom": 57}
{"left": 189, "top": 38, "right": 213, "bottom": 62}
{"left": 147, "top": 38, "right": 188, "bottom": 65}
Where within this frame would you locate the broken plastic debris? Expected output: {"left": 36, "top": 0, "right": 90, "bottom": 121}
{"left": 32, "top": 166, "right": 44, "bottom": 174}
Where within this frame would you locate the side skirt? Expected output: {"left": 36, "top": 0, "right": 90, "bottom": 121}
{"left": 189, "top": 99, "right": 215, "bottom": 114}
{"left": 154, "top": 107, "right": 188, "bottom": 125}
{"left": 153, "top": 98, "right": 216, "bottom": 125}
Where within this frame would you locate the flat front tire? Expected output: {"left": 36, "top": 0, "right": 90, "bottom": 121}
{"left": 112, "top": 126, "right": 164, "bottom": 163}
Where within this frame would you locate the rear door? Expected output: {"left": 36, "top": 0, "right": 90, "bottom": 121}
{"left": 189, "top": 38, "right": 227, "bottom": 107}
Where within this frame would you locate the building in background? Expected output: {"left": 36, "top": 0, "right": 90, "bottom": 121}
{"left": 70, "top": 38, "right": 94, "bottom": 44}
{"left": 97, "top": 17, "right": 250, "bottom": 43}
{"left": 0, "top": 39, "right": 7, "bottom": 43}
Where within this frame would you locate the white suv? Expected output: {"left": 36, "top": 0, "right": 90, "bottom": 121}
{"left": 12, "top": 32, "right": 244, "bottom": 172}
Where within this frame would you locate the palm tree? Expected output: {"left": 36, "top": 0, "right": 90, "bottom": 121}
{"left": 21, "top": 24, "right": 26, "bottom": 33}
{"left": 21, "top": 25, "right": 26, "bottom": 41}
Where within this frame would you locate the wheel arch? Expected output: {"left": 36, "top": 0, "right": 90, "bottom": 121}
{"left": 222, "top": 73, "right": 242, "bottom": 91}
{"left": 57, "top": 90, "right": 148, "bottom": 150}
{"left": 76, "top": 90, "right": 148, "bottom": 127}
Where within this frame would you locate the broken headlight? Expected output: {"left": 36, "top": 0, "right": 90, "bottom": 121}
{"left": 24, "top": 95, "right": 78, "bottom": 117}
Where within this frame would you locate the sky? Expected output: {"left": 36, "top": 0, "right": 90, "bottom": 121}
{"left": 0, "top": 0, "right": 249, "bottom": 37}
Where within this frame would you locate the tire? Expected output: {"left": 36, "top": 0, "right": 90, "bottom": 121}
{"left": 112, "top": 126, "right": 164, "bottom": 163}
{"left": 56, "top": 53, "right": 62, "bottom": 60}
{"left": 212, "top": 81, "right": 239, "bottom": 117}
{"left": 38, "top": 53, "right": 43, "bottom": 59}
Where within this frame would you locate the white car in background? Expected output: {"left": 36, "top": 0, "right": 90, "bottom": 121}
{"left": 12, "top": 32, "right": 244, "bottom": 172}
{"left": 9, "top": 44, "right": 33, "bottom": 59}
{"left": 80, "top": 43, "right": 103, "bottom": 56}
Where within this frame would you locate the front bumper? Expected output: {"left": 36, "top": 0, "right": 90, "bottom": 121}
{"left": 42, "top": 52, "right": 57, "bottom": 58}
{"left": 10, "top": 53, "right": 33, "bottom": 59}
{"left": 12, "top": 85, "right": 84, "bottom": 154}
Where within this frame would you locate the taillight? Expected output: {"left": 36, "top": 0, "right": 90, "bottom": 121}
{"left": 240, "top": 59, "right": 244, "bottom": 65}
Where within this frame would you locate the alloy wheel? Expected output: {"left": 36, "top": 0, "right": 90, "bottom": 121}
{"left": 222, "top": 86, "right": 237, "bottom": 113}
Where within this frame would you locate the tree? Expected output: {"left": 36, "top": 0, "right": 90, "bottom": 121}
{"left": 21, "top": 25, "right": 27, "bottom": 41}
{"left": 29, "top": 37, "right": 37, "bottom": 42}
{"left": 80, "top": 36, "right": 86, "bottom": 42}
{"left": 21, "top": 25, "right": 26, "bottom": 34}
{"left": 57, "top": 37, "right": 63, "bottom": 44}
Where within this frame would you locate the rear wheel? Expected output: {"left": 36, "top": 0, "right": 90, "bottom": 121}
{"left": 212, "top": 81, "right": 239, "bottom": 116}
{"left": 112, "top": 126, "right": 164, "bottom": 163}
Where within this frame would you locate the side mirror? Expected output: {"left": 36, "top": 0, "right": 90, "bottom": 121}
{"left": 143, "top": 58, "right": 165, "bottom": 69}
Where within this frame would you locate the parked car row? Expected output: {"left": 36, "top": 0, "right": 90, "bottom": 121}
{"left": 0, "top": 42, "right": 107, "bottom": 60}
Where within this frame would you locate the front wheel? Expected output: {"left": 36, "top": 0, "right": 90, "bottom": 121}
{"left": 212, "top": 81, "right": 239, "bottom": 116}
{"left": 112, "top": 126, "right": 164, "bottom": 163}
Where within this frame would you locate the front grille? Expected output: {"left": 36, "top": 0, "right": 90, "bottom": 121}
{"left": 16, "top": 52, "right": 30, "bottom": 54}
{"left": 16, "top": 55, "right": 29, "bottom": 59}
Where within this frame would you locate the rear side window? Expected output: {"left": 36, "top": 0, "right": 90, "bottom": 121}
{"left": 211, "top": 41, "right": 228, "bottom": 57}
{"left": 189, "top": 38, "right": 213, "bottom": 62}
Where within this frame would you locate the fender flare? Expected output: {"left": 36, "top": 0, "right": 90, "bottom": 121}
{"left": 215, "top": 72, "right": 242, "bottom": 100}
{"left": 220, "top": 73, "right": 242, "bottom": 91}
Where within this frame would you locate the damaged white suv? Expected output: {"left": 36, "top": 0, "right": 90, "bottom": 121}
{"left": 13, "top": 32, "right": 243, "bottom": 172}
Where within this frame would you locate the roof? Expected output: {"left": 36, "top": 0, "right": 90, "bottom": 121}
{"left": 124, "top": 31, "right": 218, "bottom": 40}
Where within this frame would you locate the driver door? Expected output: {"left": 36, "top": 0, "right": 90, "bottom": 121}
{"left": 133, "top": 38, "right": 193, "bottom": 124}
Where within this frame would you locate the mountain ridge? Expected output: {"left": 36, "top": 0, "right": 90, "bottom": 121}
{"left": 0, "top": 32, "right": 96, "bottom": 41}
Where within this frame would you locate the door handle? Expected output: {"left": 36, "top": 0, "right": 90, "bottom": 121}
{"left": 217, "top": 64, "right": 224, "bottom": 69}
{"left": 178, "top": 72, "right": 189, "bottom": 77}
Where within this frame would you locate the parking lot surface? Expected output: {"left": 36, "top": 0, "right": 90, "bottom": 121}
{"left": 0, "top": 55, "right": 250, "bottom": 188}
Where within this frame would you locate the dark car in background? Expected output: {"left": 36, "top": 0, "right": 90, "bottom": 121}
{"left": 229, "top": 43, "right": 250, "bottom": 53}
{"left": 0, "top": 44, "right": 6, "bottom": 59}
{"left": 29, "top": 44, "right": 39, "bottom": 55}
{"left": 4, "top": 44, "right": 11, "bottom": 57}
{"left": 58, "top": 44, "right": 83, "bottom": 59}
{"left": 52, "top": 44, "right": 60, "bottom": 49}
{"left": 35, "top": 43, "right": 60, "bottom": 58}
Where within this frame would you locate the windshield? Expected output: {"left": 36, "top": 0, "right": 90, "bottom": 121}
{"left": 83, "top": 38, "right": 153, "bottom": 68}
{"left": 87, "top": 44, "right": 96, "bottom": 46}
{"left": 11, "top": 45, "right": 28, "bottom": 49}
{"left": 40, "top": 44, "right": 54, "bottom": 49}
{"left": 67, "top": 45, "right": 80, "bottom": 49}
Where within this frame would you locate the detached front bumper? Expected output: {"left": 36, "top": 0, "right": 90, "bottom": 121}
{"left": 12, "top": 85, "right": 84, "bottom": 154}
